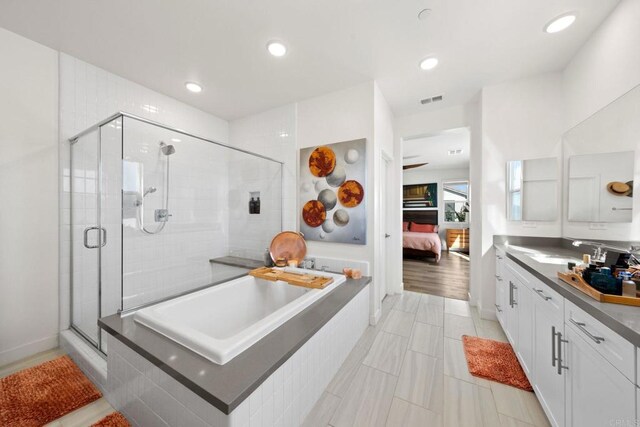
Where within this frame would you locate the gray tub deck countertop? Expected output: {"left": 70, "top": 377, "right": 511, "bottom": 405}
{"left": 99, "top": 275, "right": 371, "bottom": 414}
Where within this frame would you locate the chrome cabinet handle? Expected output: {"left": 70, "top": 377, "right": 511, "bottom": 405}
{"left": 534, "top": 288, "right": 552, "bottom": 301}
{"left": 509, "top": 282, "right": 513, "bottom": 307}
{"left": 496, "top": 255, "right": 503, "bottom": 260}
{"left": 495, "top": 275, "right": 503, "bottom": 281}
{"left": 83, "top": 226, "right": 100, "bottom": 249}
{"left": 556, "top": 329, "right": 569, "bottom": 375}
{"left": 551, "top": 326, "right": 557, "bottom": 367}
{"left": 495, "top": 304, "right": 502, "bottom": 313}
{"left": 509, "top": 282, "right": 517, "bottom": 307}
{"left": 569, "top": 318, "right": 605, "bottom": 344}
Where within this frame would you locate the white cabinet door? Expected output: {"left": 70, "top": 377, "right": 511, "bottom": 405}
{"left": 533, "top": 292, "right": 565, "bottom": 427}
{"left": 565, "top": 328, "right": 636, "bottom": 427}
{"left": 516, "top": 284, "right": 534, "bottom": 376}
{"left": 504, "top": 272, "right": 520, "bottom": 347}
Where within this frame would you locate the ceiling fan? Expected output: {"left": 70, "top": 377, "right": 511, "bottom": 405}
{"left": 403, "top": 162, "right": 428, "bottom": 170}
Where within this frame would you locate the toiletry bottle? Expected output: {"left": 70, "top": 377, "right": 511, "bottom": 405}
{"left": 621, "top": 272, "right": 636, "bottom": 297}
{"left": 255, "top": 196, "right": 261, "bottom": 214}
{"left": 264, "top": 248, "right": 273, "bottom": 267}
{"left": 249, "top": 197, "right": 256, "bottom": 214}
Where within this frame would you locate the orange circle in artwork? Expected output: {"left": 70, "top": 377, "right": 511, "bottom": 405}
{"left": 338, "top": 180, "right": 364, "bottom": 208}
{"left": 308, "top": 146, "right": 336, "bottom": 177}
{"left": 302, "top": 200, "right": 327, "bottom": 227}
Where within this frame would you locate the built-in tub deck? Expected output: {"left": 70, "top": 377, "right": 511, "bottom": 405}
{"left": 98, "top": 275, "right": 371, "bottom": 414}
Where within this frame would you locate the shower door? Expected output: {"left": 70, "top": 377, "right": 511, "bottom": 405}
{"left": 70, "top": 117, "right": 122, "bottom": 353}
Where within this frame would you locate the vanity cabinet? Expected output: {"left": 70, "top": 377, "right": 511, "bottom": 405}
{"left": 565, "top": 327, "right": 635, "bottom": 427}
{"left": 494, "top": 248, "right": 638, "bottom": 427}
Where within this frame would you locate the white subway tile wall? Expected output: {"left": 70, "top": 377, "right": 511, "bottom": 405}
{"left": 60, "top": 330, "right": 107, "bottom": 393}
{"left": 60, "top": 53, "right": 230, "bottom": 330}
{"left": 229, "top": 104, "right": 297, "bottom": 258}
{"left": 105, "top": 285, "right": 370, "bottom": 427}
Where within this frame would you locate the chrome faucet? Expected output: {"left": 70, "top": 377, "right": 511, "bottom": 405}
{"left": 592, "top": 246, "right": 607, "bottom": 264}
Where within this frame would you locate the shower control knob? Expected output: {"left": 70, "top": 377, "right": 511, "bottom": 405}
{"left": 155, "top": 209, "right": 172, "bottom": 222}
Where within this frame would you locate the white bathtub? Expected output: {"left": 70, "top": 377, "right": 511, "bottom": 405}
{"left": 133, "top": 268, "right": 346, "bottom": 364}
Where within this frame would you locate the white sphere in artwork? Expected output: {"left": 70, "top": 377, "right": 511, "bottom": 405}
{"left": 322, "top": 219, "right": 336, "bottom": 233}
{"left": 318, "top": 189, "right": 337, "bottom": 211}
{"left": 333, "top": 209, "right": 350, "bottom": 227}
{"left": 326, "top": 165, "right": 346, "bottom": 187}
{"left": 314, "top": 179, "right": 329, "bottom": 193}
{"left": 345, "top": 149, "right": 359, "bottom": 164}
{"left": 300, "top": 181, "right": 312, "bottom": 192}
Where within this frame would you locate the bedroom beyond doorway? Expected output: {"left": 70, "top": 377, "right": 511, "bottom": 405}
{"left": 401, "top": 127, "right": 471, "bottom": 301}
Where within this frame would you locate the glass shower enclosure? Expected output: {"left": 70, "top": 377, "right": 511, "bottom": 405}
{"left": 69, "top": 113, "right": 283, "bottom": 354}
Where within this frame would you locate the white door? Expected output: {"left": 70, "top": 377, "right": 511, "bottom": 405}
{"left": 378, "top": 156, "right": 389, "bottom": 307}
{"left": 565, "top": 328, "right": 635, "bottom": 427}
{"left": 532, "top": 294, "right": 565, "bottom": 427}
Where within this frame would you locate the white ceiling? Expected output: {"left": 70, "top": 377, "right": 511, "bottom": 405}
{"left": 0, "top": 0, "right": 619, "bottom": 120}
{"left": 403, "top": 127, "right": 470, "bottom": 170}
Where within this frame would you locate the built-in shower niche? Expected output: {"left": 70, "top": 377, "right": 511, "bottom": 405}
{"left": 69, "top": 113, "right": 283, "bottom": 354}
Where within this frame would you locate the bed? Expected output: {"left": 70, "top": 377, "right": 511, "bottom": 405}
{"left": 402, "top": 210, "right": 441, "bottom": 262}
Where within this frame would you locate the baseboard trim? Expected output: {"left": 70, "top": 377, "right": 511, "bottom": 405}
{"left": 0, "top": 333, "right": 59, "bottom": 366}
{"left": 370, "top": 307, "right": 382, "bottom": 325}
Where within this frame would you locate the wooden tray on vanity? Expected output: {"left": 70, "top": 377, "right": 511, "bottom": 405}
{"left": 249, "top": 267, "right": 334, "bottom": 289}
{"left": 557, "top": 271, "right": 640, "bottom": 307}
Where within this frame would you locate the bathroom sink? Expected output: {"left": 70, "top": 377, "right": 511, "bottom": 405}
{"left": 526, "top": 254, "right": 582, "bottom": 266}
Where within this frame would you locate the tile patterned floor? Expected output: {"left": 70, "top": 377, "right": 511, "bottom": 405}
{"left": 303, "top": 291, "right": 551, "bottom": 427}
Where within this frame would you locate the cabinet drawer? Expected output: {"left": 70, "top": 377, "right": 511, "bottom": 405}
{"left": 565, "top": 299, "right": 635, "bottom": 382}
{"left": 529, "top": 279, "right": 563, "bottom": 312}
{"left": 504, "top": 257, "right": 534, "bottom": 288}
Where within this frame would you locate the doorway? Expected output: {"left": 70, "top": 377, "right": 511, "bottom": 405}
{"left": 400, "top": 128, "right": 471, "bottom": 300}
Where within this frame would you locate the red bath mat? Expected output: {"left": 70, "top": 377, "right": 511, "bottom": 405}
{"left": 0, "top": 355, "right": 102, "bottom": 426}
{"left": 462, "top": 335, "right": 533, "bottom": 391}
{"left": 92, "top": 412, "right": 131, "bottom": 427}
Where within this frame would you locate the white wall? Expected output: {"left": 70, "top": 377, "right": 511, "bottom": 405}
{"left": 563, "top": 0, "right": 640, "bottom": 130}
{"left": 403, "top": 167, "right": 470, "bottom": 246}
{"left": 476, "top": 72, "right": 564, "bottom": 318}
{"left": 0, "top": 28, "right": 59, "bottom": 365}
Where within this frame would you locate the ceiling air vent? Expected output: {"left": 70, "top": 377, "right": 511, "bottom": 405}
{"left": 421, "top": 95, "right": 443, "bottom": 105}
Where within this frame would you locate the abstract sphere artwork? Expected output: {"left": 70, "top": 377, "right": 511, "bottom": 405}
{"left": 299, "top": 138, "right": 366, "bottom": 245}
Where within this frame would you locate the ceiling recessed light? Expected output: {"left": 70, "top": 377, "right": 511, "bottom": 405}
{"left": 267, "top": 41, "right": 287, "bottom": 57}
{"left": 420, "top": 57, "right": 439, "bottom": 71}
{"left": 185, "top": 82, "right": 202, "bottom": 93}
{"left": 544, "top": 13, "right": 577, "bottom": 33}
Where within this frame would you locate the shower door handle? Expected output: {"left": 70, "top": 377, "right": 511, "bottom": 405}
{"left": 83, "top": 226, "right": 101, "bottom": 249}
{"left": 100, "top": 227, "right": 107, "bottom": 248}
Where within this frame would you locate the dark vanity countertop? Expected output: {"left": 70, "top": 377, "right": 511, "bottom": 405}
{"left": 98, "top": 275, "right": 371, "bottom": 415}
{"left": 494, "top": 236, "right": 640, "bottom": 347}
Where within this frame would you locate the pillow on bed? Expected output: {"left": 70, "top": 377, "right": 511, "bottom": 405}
{"left": 410, "top": 222, "right": 439, "bottom": 233}
{"left": 402, "top": 221, "right": 410, "bottom": 231}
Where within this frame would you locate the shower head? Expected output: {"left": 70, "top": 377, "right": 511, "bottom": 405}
{"left": 143, "top": 186, "right": 157, "bottom": 197}
{"left": 159, "top": 141, "right": 176, "bottom": 156}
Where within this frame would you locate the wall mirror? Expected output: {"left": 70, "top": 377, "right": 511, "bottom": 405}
{"left": 506, "top": 157, "right": 558, "bottom": 221}
{"left": 567, "top": 151, "right": 634, "bottom": 222}
{"left": 563, "top": 84, "right": 639, "bottom": 239}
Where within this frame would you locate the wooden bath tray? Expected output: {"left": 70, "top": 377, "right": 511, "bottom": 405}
{"left": 557, "top": 271, "right": 640, "bottom": 307}
{"left": 249, "top": 267, "right": 334, "bottom": 289}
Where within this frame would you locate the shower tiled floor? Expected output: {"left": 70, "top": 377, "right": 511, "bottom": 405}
{"left": 302, "top": 292, "right": 551, "bottom": 427}
{"left": 2, "top": 292, "right": 550, "bottom": 427}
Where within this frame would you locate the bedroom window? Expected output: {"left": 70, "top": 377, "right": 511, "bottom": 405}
{"left": 443, "top": 180, "right": 469, "bottom": 223}
{"left": 507, "top": 161, "right": 523, "bottom": 221}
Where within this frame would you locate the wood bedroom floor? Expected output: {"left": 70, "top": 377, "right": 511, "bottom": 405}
{"left": 403, "top": 251, "right": 470, "bottom": 301}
